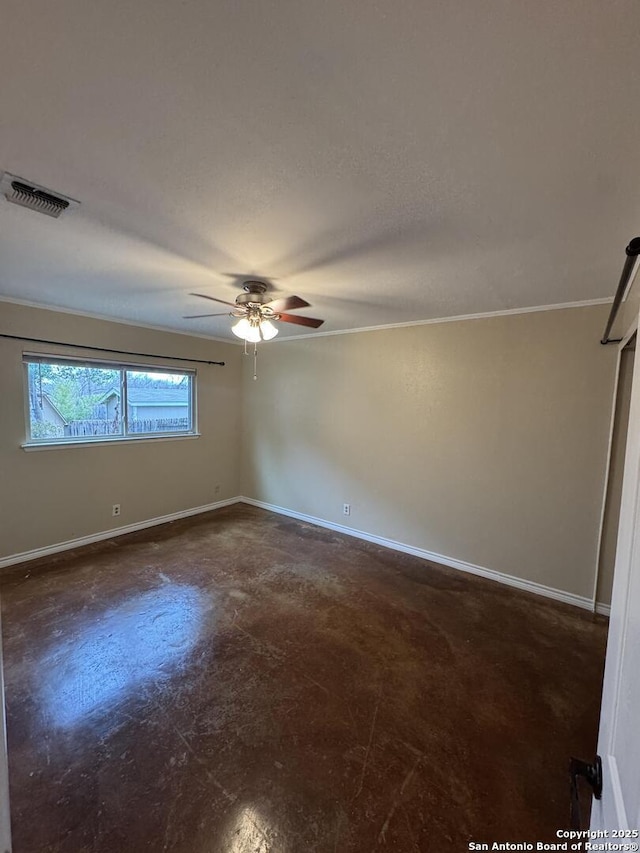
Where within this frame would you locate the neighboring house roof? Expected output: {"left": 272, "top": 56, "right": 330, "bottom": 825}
{"left": 97, "top": 387, "right": 120, "bottom": 404}
{"left": 129, "top": 387, "right": 189, "bottom": 405}
{"left": 40, "top": 393, "right": 69, "bottom": 425}
{"left": 98, "top": 386, "right": 189, "bottom": 405}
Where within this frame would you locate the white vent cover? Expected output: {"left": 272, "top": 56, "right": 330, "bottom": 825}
{"left": 0, "top": 172, "right": 80, "bottom": 219}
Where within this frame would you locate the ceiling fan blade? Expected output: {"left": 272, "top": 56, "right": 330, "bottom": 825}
{"left": 264, "top": 295, "right": 310, "bottom": 313}
{"left": 278, "top": 312, "right": 324, "bottom": 328}
{"left": 183, "top": 312, "right": 231, "bottom": 319}
{"left": 190, "top": 292, "right": 237, "bottom": 308}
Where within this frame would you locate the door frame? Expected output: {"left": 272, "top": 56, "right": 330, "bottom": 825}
{"left": 0, "top": 600, "right": 11, "bottom": 853}
{"left": 591, "top": 320, "right": 638, "bottom": 612}
{"left": 592, "top": 313, "right": 640, "bottom": 829}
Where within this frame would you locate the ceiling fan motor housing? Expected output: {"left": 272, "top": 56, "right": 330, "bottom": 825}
{"left": 235, "top": 281, "right": 269, "bottom": 306}
{"left": 187, "top": 285, "right": 323, "bottom": 329}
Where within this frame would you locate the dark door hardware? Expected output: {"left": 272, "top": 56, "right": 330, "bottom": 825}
{"left": 601, "top": 238, "right": 640, "bottom": 345}
{"left": 569, "top": 755, "right": 603, "bottom": 830}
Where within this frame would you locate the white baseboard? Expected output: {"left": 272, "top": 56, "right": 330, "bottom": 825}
{"left": 241, "top": 497, "right": 611, "bottom": 617}
{"left": 0, "top": 495, "right": 611, "bottom": 618}
{"left": 0, "top": 497, "right": 242, "bottom": 571}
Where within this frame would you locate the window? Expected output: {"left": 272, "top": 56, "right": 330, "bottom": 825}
{"left": 24, "top": 355, "right": 196, "bottom": 445}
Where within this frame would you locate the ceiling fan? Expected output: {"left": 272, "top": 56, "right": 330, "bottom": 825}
{"left": 184, "top": 281, "right": 324, "bottom": 342}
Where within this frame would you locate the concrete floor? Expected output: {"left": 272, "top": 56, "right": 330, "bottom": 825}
{"left": 0, "top": 504, "right": 607, "bottom": 852}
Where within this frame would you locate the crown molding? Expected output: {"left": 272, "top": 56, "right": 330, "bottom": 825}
{"left": 0, "top": 295, "right": 237, "bottom": 346}
{"left": 274, "top": 296, "right": 613, "bottom": 342}
{"left": 0, "top": 294, "right": 613, "bottom": 346}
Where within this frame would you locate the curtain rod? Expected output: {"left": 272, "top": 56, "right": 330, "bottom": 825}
{"left": 0, "top": 333, "right": 225, "bottom": 366}
{"left": 601, "top": 237, "right": 640, "bottom": 345}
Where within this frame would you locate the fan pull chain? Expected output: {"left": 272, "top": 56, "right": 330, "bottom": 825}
{"left": 241, "top": 337, "right": 258, "bottom": 380}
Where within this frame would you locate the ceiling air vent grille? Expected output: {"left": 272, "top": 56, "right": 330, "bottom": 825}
{"left": 0, "top": 172, "right": 80, "bottom": 219}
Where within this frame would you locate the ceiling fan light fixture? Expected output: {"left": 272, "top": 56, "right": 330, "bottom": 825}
{"left": 259, "top": 319, "right": 279, "bottom": 340}
{"left": 245, "top": 324, "right": 261, "bottom": 344}
{"left": 190, "top": 283, "right": 324, "bottom": 345}
{"left": 233, "top": 316, "right": 262, "bottom": 343}
{"left": 231, "top": 317, "right": 253, "bottom": 340}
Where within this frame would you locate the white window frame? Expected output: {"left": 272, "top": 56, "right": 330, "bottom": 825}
{"left": 22, "top": 353, "right": 198, "bottom": 448}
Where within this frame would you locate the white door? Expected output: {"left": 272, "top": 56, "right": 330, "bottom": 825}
{"left": 592, "top": 322, "right": 640, "bottom": 833}
{"left": 0, "top": 607, "right": 11, "bottom": 853}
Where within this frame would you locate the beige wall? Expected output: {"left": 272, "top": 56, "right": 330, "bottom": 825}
{"left": 0, "top": 302, "right": 242, "bottom": 559}
{"left": 241, "top": 304, "right": 617, "bottom": 601}
{"left": 0, "top": 300, "right": 622, "bottom": 605}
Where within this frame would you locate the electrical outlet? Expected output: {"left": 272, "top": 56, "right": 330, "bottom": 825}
{"left": 112, "top": 504, "right": 121, "bottom": 517}
{"left": 214, "top": 484, "right": 221, "bottom": 496}
{"left": 343, "top": 503, "right": 351, "bottom": 516}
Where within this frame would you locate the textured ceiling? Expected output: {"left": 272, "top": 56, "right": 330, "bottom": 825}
{"left": 1, "top": 1, "right": 639, "bottom": 341}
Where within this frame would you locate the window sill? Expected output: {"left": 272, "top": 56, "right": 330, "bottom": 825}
{"left": 22, "top": 433, "right": 201, "bottom": 451}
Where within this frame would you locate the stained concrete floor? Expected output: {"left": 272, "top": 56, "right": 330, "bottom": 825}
{"left": 0, "top": 504, "right": 607, "bottom": 852}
